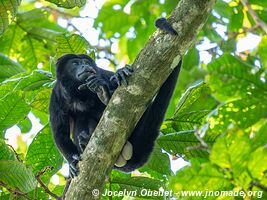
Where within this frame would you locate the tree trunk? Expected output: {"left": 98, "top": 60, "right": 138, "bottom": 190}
{"left": 65, "top": 0, "right": 216, "bottom": 199}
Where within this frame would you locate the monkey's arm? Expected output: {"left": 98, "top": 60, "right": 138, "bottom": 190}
{"left": 49, "top": 88, "right": 80, "bottom": 177}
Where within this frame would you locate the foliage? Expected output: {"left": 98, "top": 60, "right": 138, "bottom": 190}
{"left": 0, "top": 0, "right": 266, "bottom": 199}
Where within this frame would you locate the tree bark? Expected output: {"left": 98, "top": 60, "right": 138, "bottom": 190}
{"left": 65, "top": 0, "right": 216, "bottom": 199}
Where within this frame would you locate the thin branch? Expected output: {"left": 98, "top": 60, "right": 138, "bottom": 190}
{"left": 240, "top": 0, "right": 267, "bottom": 34}
{"left": 251, "top": 181, "right": 267, "bottom": 192}
{"left": 36, "top": 167, "right": 60, "bottom": 200}
{"left": 6, "top": 144, "right": 22, "bottom": 162}
{"left": 0, "top": 181, "right": 32, "bottom": 200}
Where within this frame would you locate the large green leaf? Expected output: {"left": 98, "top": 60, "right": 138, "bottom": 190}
{"left": 169, "top": 159, "right": 232, "bottom": 198}
{"left": 0, "top": 53, "right": 25, "bottom": 82}
{"left": 210, "top": 133, "right": 251, "bottom": 176}
{"left": 19, "top": 35, "right": 50, "bottom": 70}
{"left": 206, "top": 54, "right": 267, "bottom": 101}
{"left": 17, "top": 116, "right": 32, "bottom": 133}
{"left": 140, "top": 143, "right": 172, "bottom": 178}
{"left": 182, "top": 47, "right": 200, "bottom": 70}
{"left": 208, "top": 98, "right": 267, "bottom": 132}
{"left": 96, "top": 10, "right": 136, "bottom": 38}
{"left": 17, "top": 9, "right": 65, "bottom": 32}
{"left": 45, "top": 0, "right": 86, "bottom": 8}
{"left": 248, "top": 147, "right": 267, "bottom": 179}
{"left": 0, "top": 0, "right": 21, "bottom": 35}
{"left": 228, "top": 3, "right": 244, "bottom": 32}
{"left": 25, "top": 125, "right": 63, "bottom": 180}
{"left": 30, "top": 88, "right": 52, "bottom": 113}
{"left": 174, "top": 82, "right": 217, "bottom": 116}
{"left": 0, "top": 139, "right": 16, "bottom": 161}
{"left": 56, "top": 34, "right": 93, "bottom": 57}
{"left": 0, "top": 160, "right": 37, "bottom": 193}
{"left": 162, "top": 82, "right": 217, "bottom": 133}
{"left": 0, "top": 70, "right": 53, "bottom": 98}
{"left": 0, "top": 93, "right": 30, "bottom": 135}
{"left": 157, "top": 130, "right": 210, "bottom": 159}
{"left": 0, "top": 25, "right": 25, "bottom": 57}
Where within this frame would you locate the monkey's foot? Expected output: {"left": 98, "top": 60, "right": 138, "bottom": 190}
{"left": 115, "top": 141, "right": 133, "bottom": 167}
{"left": 69, "top": 154, "right": 81, "bottom": 178}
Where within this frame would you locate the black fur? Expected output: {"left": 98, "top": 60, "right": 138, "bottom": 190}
{"left": 49, "top": 21, "right": 181, "bottom": 177}
{"left": 155, "top": 17, "right": 178, "bottom": 35}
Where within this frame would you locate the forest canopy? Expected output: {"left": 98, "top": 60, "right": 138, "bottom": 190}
{"left": 0, "top": 0, "right": 267, "bottom": 199}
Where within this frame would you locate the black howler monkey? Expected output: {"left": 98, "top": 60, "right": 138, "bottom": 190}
{"left": 49, "top": 18, "right": 181, "bottom": 178}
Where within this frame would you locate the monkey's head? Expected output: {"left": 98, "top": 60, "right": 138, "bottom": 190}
{"left": 56, "top": 54, "right": 97, "bottom": 83}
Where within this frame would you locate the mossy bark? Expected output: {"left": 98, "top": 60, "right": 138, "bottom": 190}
{"left": 65, "top": 0, "right": 216, "bottom": 199}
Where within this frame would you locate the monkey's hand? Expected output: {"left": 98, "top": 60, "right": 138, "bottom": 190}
{"left": 69, "top": 154, "right": 81, "bottom": 178}
{"left": 115, "top": 141, "right": 133, "bottom": 167}
{"left": 78, "top": 131, "right": 90, "bottom": 153}
{"left": 78, "top": 74, "right": 111, "bottom": 105}
{"left": 110, "top": 65, "right": 133, "bottom": 86}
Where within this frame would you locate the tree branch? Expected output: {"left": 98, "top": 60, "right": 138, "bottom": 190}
{"left": 65, "top": 0, "right": 216, "bottom": 199}
{"left": 240, "top": 0, "right": 267, "bottom": 34}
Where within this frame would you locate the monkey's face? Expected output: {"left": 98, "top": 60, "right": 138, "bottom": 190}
{"left": 66, "top": 58, "right": 97, "bottom": 81}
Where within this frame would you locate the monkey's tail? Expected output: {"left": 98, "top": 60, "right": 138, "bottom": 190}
{"left": 118, "top": 60, "right": 182, "bottom": 172}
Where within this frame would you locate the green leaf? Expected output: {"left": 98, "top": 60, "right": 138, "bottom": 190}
{"left": 140, "top": 143, "right": 172, "bottom": 178}
{"left": 0, "top": 70, "right": 53, "bottom": 99}
{"left": 19, "top": 35, "right": 50, "bottom": 70}
{"left": 248, "top": 146, "right": 267, "bottom": 179}
{"left": 162, "top": 82, "right": 217, "bottom": 133}
{"left": 0, "top": 160, "right": 37, "bottom": 193}
{"left": 228, "top": 6, "right": 244, "bottom": 32}
{"left": 251, "top": 123, "right": 267, "bottom": 150}
{"left": 17, "top": 9, "right": 63, "bottom": 32}
{"left": 56, "top": 34, "right": 93, "bottom": 57}
{"left": 0, "top": 93, "right": 30, "bottom": 135}
{"left": 258, "top": 35, "right": 267, "bottom": 68}
{"left": 30, "top": 88, "right": 52, "bottom": 113}
{"left": 158, "top": 130, "right": 211, "bottom": 159}
{"left": 174, "top": 82, "right": 217, "bottom": 116}
{"left": 45, "top": 0, "right": 86, "bottom": 9}
{"left": 25, "top": 125, "right": 63, "bottom": 180}
{"left": 17, "top": 116, "right": 32, "bottom": 133}
{"left": 52, "top": 185, "right": 65, "bottom": 196}
{"left": 31, "top": 109, "right": 49, "bottom": 125}
{"left": 0, "top": 0, "right": 21, "bottom": 35}
{"left": 169, "top": 159, "right": 232, "bottom": 194}
{"left": 0, "top": 53, "right": 25, "bottom": 82}
{"left": 0, "top": 25, "right": 25, "bottom": 57}
{"left": 96, "top": 10, "right": 136, "bottom": 38}
{"left": 208, "top": 98, "right": 267, "bottom": 132}
{"left": 0, "top": 139, "right": 16, "bottom": 161}
{"left": 249, "top": 0, "right": 267, "bottom": 7}
{"left": 206, "top": 54, "right": 267, "bottom": 101}
{"left": 182, "top": 47, "right": 200, "bottom": 70}
{"left": 210, "top": 133, "right": 251, "bottom": 176}
{"left": 213, "top": 0, "right": 231, "bottom": 19}
{"left": 95, "top": 1, "right": 139, "bottom": 38}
